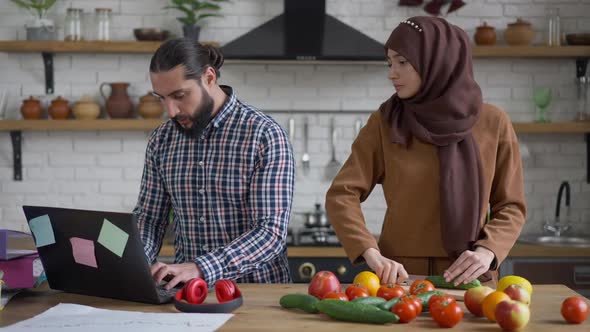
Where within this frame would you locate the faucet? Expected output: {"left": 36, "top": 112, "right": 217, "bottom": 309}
{"left": 545, "top": 181, "right": 571, "bottom": 237}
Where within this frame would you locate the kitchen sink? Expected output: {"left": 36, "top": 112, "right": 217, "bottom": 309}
{"left": 517, "top": 235, "right": 590, "bottom": 248}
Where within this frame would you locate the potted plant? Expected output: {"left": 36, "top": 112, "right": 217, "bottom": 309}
{"left": 11, "top": 0, "right": 57, "bottom": 41}
{"left": 164, "top": 0, "right": 230, "bottom": 41}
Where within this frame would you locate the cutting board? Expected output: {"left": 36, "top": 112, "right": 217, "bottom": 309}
{"left": 400, "top": 285, "right": 465, "bottom": 301}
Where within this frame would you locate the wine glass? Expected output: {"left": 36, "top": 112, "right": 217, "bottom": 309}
{"left": 533, "top": 87, "right": 552, "bottom": 123}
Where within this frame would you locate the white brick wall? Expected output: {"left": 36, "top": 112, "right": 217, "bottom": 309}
{"left": 0, "top": 0, "right": 589, "bottom": 236}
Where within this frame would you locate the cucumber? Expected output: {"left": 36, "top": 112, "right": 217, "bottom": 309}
{"left": 316, "top": 299, "right": 399, "bottom": 324}
{"left": 279, "top": 293, "right": 319, "bottom": 313}
{"left": 377, "top": 297, "right": 401, "bottom": 311}
{"left": 426, "top": 275, "right": 481, "bottom": 290}
{"left": 351, "top": 296, "right": 387, "bottom": 306}
{"left": 415, "top": 290, "right": 445, "bottom": 312}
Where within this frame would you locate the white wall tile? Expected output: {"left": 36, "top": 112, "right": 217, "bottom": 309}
{"left": 0, "top": 0, "right": 589, "bottom": 233}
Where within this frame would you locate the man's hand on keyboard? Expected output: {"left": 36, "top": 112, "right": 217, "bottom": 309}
{"left": 151, "top": 262, "right": 203, "bottom": 290}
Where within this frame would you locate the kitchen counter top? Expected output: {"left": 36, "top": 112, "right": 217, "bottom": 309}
{"left": 158, "top": 243, "right": 590, "bottom": 258}
{"left": 0, "top": 284, "right": 584, "bottom": 331}
{"left": 11, "top": 236, "right": 590, "bottom": 258}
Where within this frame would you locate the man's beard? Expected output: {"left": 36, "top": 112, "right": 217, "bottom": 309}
{"left": 173, "top": 89, "right": 215, "bottom": 138}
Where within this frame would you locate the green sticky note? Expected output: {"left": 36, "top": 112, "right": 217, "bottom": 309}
{"left": 97, "top": 219, "right": 129, "bottom": 258}
{"left": 29, "top": 214, "right": 56, "bottom": 247}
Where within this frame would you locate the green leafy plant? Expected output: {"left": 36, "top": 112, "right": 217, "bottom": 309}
{"left": 164, "top": 0, "right": 230, "bottom": 27}
{"left": 10, "top": 0, "right": 57, "bottom": 20}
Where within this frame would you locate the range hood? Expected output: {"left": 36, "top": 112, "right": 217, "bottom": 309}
{"left": 221, "top": 0, "right": 385, "bottom": 61}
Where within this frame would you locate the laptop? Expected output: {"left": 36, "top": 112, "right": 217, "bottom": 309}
{"left": 22, "top": 205, "right": 179, "bottom": 304}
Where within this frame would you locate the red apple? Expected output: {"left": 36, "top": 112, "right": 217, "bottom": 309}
{"left": 503, "top": 284, "right": 531, "bottom": 306}
{"left": 464, "top": 286, "right": 494, "bottom": 317}
{"left": 495, "top": 300, "right": 531, "bottom": 331}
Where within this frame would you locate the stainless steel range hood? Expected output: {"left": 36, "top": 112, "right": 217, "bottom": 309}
{"left": 221, "top": 0, "right": 385, "bottom": 61}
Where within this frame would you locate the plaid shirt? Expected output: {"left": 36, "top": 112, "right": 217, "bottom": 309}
{"left": 134, "top": 86, "right": 294, "bottom": 285}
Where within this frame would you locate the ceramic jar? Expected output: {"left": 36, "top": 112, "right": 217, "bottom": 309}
{"left": 48, "top": 96, "right": 70, "bottom": 120}
{"left": 474, "top": 22, "right": 497, "bottom": 46}
{"left": 505, "top": 18, "right": 534, "bottom": 46}
{"left": 137, "top": 93, "right": 164, "bottom": 119}
{"left": 20, "top": 96, "right": 43, "bottom": 119}
{"left": 100, "top": 82, "right": 133, "bottom": 118}
{"left": 73, "top": 95, "right": 100, "bottom": 120}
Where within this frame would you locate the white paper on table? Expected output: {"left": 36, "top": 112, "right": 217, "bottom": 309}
{"left": 0, "top": 303, "right": 234, "bottom": 332}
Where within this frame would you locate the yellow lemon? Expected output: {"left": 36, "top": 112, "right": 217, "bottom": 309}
{"left": 497, "top": 275, "right": 533, "bottom": 295}
{"left": 353, "top": 271, "right": 380, "bottom": 296}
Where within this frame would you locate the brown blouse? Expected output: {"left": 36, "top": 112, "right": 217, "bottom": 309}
{"left": 325, "top": 104, "right": 527, "bottom": 285}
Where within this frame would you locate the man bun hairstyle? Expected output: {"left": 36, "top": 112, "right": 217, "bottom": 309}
{"left": 150, "top": 38, "right": 224, "bottom": 81}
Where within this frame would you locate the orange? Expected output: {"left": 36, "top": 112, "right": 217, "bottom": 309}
{"left": 482, "top": 291, "right": 511, "bottom": 322}
{"left": 353, "top": 271, "right": 380, "bottom": 296}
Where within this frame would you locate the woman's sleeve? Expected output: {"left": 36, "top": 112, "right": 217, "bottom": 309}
{"left": 475, "top": 111, "right": 527, "bottom": 269}
{"left": 325, "top": 111, "right": 386, "bottom": 264}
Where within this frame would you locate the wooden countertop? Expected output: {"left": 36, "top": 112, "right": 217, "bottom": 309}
{"left": 0, "top": 284, "right": 585, "bottom": 331}
{"left": 157, "top": 243, "right": 590, "bottom": 258}
{"left": 11, "top": 237, "right": 590, "bottom": 258}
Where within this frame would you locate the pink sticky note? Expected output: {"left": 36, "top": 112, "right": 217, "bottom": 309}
{"left": 69, "top": 237, "right": 98, "bottom": 268}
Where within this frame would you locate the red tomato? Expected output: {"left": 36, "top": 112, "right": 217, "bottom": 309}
{"left": 323, "top": 292, "right": 349, "bottom": 301}
{"left": 345, "top": 284, "right": 370, "bottom": 300}
{"left": 430, "top": 298, "right": 463, "bottom": 328}
{"left": 561, "top": 297, "right": 589, "bottom": 324}
{"left": 376, "top": 284, "right": 406, "bottom": 300}
{"left": 308, "top": 271, "right": 341, "bottom": 299}
{"left": 391, "top": 301, "right": 419, "bottom": 323}
{"left": 431, "top": 300, "right": 463, "bottom": 328}
{"left": 410, "top": 280, "right": 435, "bottom": 295}
{"left": 400, "top": 295, "right": 423, "bottom": 315}
{"left": 428, "top": 294, "right": 456, "bottom": 312}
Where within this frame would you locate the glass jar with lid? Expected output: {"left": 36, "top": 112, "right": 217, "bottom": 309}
{"left": 94, "top": 8, "right": 112, "bottom": 41}
{"left": 64, "top": 8, "right": 83, "bottom": 41}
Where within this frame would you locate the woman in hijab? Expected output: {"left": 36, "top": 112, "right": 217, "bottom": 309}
{"left": 325, "top": 16, "right": 526, "bottom": 287}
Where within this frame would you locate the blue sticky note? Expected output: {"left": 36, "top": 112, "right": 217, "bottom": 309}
{"left": 97, "top": 219, "right": 128, "bottom": 258}
{"left": 29, "top": 214, "right": 56, "bottom": 248}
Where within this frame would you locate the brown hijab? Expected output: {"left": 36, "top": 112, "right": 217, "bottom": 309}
{"left": 381, "top": 16, "right": 485, "bottom": 260}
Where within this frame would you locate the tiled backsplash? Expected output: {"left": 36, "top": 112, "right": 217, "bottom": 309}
{"left": 0, "top": 0, "right": 589, "bottom": 235}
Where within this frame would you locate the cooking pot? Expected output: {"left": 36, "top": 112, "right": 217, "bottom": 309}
{"left": 296, "top": 203, "right": 330, "bottom": 228}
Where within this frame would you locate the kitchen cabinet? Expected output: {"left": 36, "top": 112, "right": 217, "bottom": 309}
{"left": 288, "top": 257, "right": 366, "bottom": 283}
{"left": 500, "top": 257, "right": 590, "bottom": 298}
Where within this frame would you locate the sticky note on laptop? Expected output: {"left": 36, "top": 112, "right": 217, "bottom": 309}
{"left": 70, "top": 237, "right": 98, "bottom": 268}
{"left": 97, "top": 219, "right": 128, "bottom": 258}
{"left": 29, "top": 215, "right": 56, "bottom": 248}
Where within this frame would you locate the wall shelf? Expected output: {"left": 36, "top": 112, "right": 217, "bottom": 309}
{"left": 1, "top": 119, "right": 589, "bottom": 183}
{"left": 0, "top": 119, "right": 588, "bottom": 133}
{"left": 0, "top": 41, "right": 588, "bottom": 57}
{"left": 0, "top": 41, "right": 589, "bottom": 93}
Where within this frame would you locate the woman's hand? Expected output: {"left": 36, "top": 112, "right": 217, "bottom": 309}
{"left": 362, "top": 248, "right": 409, "bottom": 285}
{"left": 443, "top": 247, "right": 495, "bottom": 286}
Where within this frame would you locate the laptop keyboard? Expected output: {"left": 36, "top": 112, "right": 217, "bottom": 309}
{"left": 156, "top": 286, "right": 177, "bottom": 298}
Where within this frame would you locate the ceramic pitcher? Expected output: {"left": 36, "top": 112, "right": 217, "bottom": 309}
{"left": 100, "top": 82, "right": 133, "bottom": 118}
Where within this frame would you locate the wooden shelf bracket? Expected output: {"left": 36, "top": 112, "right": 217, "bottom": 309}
{"left": 10, "top": 131, "right": 22, "bottom": 181}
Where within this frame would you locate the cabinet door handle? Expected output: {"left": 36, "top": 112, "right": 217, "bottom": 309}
{"left": 574, "top": 266, "right": 590, "bottom": 285}
{"left": 298, "top": 262, "right": 316, "bottom": 280}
